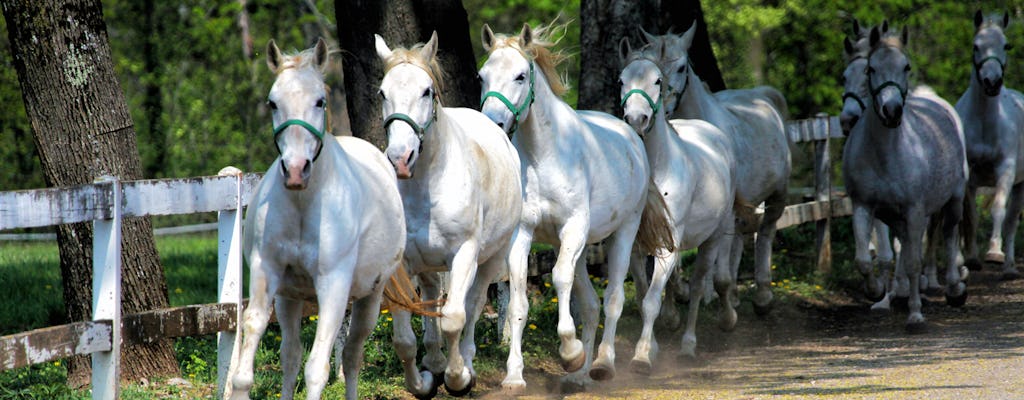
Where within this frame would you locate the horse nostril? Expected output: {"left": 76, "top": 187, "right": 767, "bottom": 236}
{"left": 302, "top": 159, "right": 312, "bottom": 175}
{"left": 406, "top": 149, "right": 416, "bottom": 165}
{"left": 496, "top": 121, "right": 505, "bottom": 129}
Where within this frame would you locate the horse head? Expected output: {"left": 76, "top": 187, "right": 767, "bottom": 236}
{"left": 266, "top": 38, "right": 330, "bottom": 190}
{"left": 618, "top": 37, "right": 665, "bottom": 135}
{"left": 478, "top": 23, "right": 538, "bottom": 134}
{"left": 840, "top": 19, "right": 885, "bottom": 134}
{"left": 376, "top": 31, "right": 442, "bottom": 179}
{"left": 973, "top": 10, "right": 1012, "bottom": 96}
{"left": 867, "top": 25, "right": 911, "bottom": 128}
{"left": 639, "top": 22, "right": 696, "bottom": 113}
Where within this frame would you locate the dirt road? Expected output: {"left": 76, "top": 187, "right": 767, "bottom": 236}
{"left": 475, "top": 269, "right": 1024, "bottom": 399}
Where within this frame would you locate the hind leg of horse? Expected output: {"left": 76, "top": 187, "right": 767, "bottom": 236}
{"left": 629, "top": 250, "right": 651, "bottom": 306}
{"left": 502, "top": 227, "right": 532, "bottom": 394}
{"left": 997, "top": 182, "right": 1024, "bottom": 280}
{"left": 630, "top": 248, "right": 677, "bottom": 375}
{"left": 854, "top": 204, "right": 886, "bottom": 302}
{"left": 941, "top": 197, "right": 969, "bottom": 306}
{"left": 962, "top": 184, "right": 982, "bottom": 269}
{"left": 985, "top": 165, "right": 1017, "bottom": 264}
{"left": 552, "top": 216, "right": 589, "bottom": 372}
{"left": 680, "top": 239, "right": 717, "bottom": 358}
{"left": 339, "top": 291, "right": 383, "bottom": 400}
{"left": 276, "top": 296, "right": 304, "bottom": 400}
{"left": 563, "top": 252, "right": 599, "bottom": 388}
{"left": 454, "top": 245, "right": 508, "bottom": 396}
{"left": 439, "top": 240, "right": 480, "bottom": 394}
{"left": 590, "top": 219, "right": 641, "bottom": 382}
{"left": 392, "top": 307, "right": 436, "bottom": 398}
{"left": 303, "top": 269, "right": 354, "bottom": 399}
{"left": 872, "top": 220, "right": 897, "bottom": 291}
{"left": 920, "top": 219, "right": 943, "bottom": 296}
{"left": 332, "top": 311, "right": 350, "bottom": 380}
{"left": 418, "top": 271, "right": 446, "bottom": 375}
{"left": 753, "top": 192, "right": 786, "bottom": 315}
{"left": 229, "top": 260, "right": 280, "bottom": 400}
{"left": 657, "top": 261, "right": 684, "bottom": 331}
{"left": 712, "top": 217, "right": 739, "bottom": 332}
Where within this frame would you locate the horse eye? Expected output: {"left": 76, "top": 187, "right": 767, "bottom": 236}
{"left": 476, "top": 74, "right": 483, "bottom": 82}
{"left": 1006, "top": 44, "right": 1014, "bottom": 51}
{"left": 378, "top": 90, "right": 386, "bottom": 100}
{"left": 315, "top": 98, "right": 325, "bottom": 108}
{"left": 677, "top": 65, "right": 686, "bottom": 74}
{"left": 904, "top": 65, "right": 912, "bottom": 72}
{"left": 515, "top": 73, "right": 526, "bottom": 82}
{"left": 422, "top": 88, "right": 431, "bottom": 98}
{"left": 655, "top": 78, "right": 662, "bottom": 86}
{"left": 619, "top": 79, "right": 624, "bottom": 87}
{"left": 267, "top": 100, "right": 277, "bottom": 110}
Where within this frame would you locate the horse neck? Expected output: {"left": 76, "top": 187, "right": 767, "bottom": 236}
{"left": 965, "top": 70, "right": 1000, "bottom": 115}
{"left": 412, "top": 108, "right": 459, "bottom": 182}
{"left": 671, "top": 69, "right": 729, "bottom": 122}
{"left": 516, "top": 71, "right": 576, "bottom": 157}
{"left": 644, "top": 107, "right": 675, "bottom": 170}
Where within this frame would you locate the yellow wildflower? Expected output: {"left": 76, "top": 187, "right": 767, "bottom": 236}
{"left": 528, "top": 324, "right": 537, "bottom": 330}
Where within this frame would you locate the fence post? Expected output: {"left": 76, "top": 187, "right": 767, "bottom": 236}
{"left": 216, "top": 167, "right": 244, "bottom": 399}
{"left": 92, "top": 175, "right": 122, "bottom": 399}
{"left": 813, "top": 113, "right": 833, "bottom": 274}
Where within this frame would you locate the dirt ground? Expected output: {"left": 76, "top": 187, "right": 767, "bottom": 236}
{"left": 470, "top": 268, "right": 1024, "bottom": 399}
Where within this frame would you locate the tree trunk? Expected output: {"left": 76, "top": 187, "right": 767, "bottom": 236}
{"left": 336, "top": 0, "right": 479, "bottom": 148}
{"left": 578, "top": 0, "right": 658, "bottom": 114}
{"left": 662, "top": 0, "right": 726, "bottom": 92}
{"left": 1, "top": 0, "right": 179, "bottom": 386}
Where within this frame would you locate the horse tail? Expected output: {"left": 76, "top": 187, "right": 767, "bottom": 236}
{"left": 733, "top": 194, "right": 761, "bottom": 235}
{"left": 635, "top": 177, "right": 676, "bottom": 255}
{"left": 382, "top": 261, "right": 444, "bottom": 317}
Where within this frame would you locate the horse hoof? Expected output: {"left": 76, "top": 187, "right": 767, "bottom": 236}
{"left": 559, "top": 379, "right": 588, "bottom": 394}
{"left": 946, "top": 291, "right": 968, "bottom": 307}
{"left": 719, "top": 308, "right": 738, "bottom": 332}
{"left": 443, "top": 374, "right": 475, "bottom": 397}
{"left": 413, "top": 369, "right": 440, "bottom": 400}
{"left": 629, "top": 359, "right": 652, "bottom": 376}
{"left": 1001, "top": 268, "right": 1023, "bottom": 281}
{"left": 561, "top": 349, "right": 587, "bottom": 373}
{"left": 923, "top": 286, "right": 943, "bottom": 297}
{"left": 869, "top": 304, "right": 891, "bottom": 315}
{"left": 501, "top": 380, "right": 526, "bottom": 396}
{"left": 890, "top": 296, "right": 909, "bottom": 311}
{"left": 589, "top": 360, "right": 615, "bottom": 381}
{"left": 905, "top": 320, "right": 928, "bottom": 334}
{"left": 985, "top": 251, "right": 1006, "bottom": 264}
{"left": 965, "top": 257, "right": 984, "bottom": 271}
{"left": 753, "top": 300, "right": 773, "bottom": 317}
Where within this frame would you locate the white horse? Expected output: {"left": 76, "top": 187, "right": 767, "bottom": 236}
{"left": 844, "top": 26, "right": 968, "bottom": 332}
{"left": 229, "top": 39, "right": 406, "bottom": 400}
{"left": 375, "top": 32, "right": 524, "bottom": 398}
{"left": 618, "top": 39, "right": 738, "bottom": 369}
{"left": 478, "top": 23, "right": 673, "bottom": 391}
{"left": 642, "top": 22, "right": 791, "bottom": 316}
{"left": 957, "top": 11, "right": 1024, "bottom": 280}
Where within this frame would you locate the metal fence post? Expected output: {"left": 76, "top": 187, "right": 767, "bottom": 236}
{"left": 92, "top": 175, "right": 122, "bottom": 399}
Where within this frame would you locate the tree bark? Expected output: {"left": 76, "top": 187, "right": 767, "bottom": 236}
{"left": 1, "top": 0, "right": 178, "bottom": 386}
{"left": 578, "top": 0, "right": 658, "bottom": 114}
{"left": 336, "top": 0, "right": 479, "bottom": 148}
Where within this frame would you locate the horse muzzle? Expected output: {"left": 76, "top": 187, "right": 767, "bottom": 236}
{"left": 388, "top": 148, "right": 417, "bottom": 180}
{"left": 623, "top": 112, "right": 652, "bottom": 137}
{"left": 280, "top": 158, "right": 311, "bottom": 190}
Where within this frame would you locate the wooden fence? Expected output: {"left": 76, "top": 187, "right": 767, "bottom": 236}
{"left": 0, "top": 114, "right": 847, "bottom": 399}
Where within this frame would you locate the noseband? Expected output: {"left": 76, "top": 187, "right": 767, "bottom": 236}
{"left": 273, "top": 112, "right": 327, "bottom": 161}
{"left": 480, "top": 61, "right": 535, "bottom": 134}
{"left": 866, "top": 48, "right": 909, "bottom": 122}
{"left": 974, "top": 54, "right": 1006, "bottom": 87}
{"left": 383, "top": 94, "right": 438, "bottom": 142}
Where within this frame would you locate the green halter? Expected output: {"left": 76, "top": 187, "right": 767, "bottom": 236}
{"left": 480, "top": 62, "right": 535, "bottom": 134}
{"left": 383, "top": 96, "right": 438, "bottom": 141}
{"left": 620, "top": 88, "right": 662, "bottom": 115}
{"left": 272, "top": 114, "right": 327, "bottom": 161}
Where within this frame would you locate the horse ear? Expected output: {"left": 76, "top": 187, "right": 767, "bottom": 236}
{"left": 901, "top": 26, "right": 909, "bottom": 45}
{"left": 639, "top": 25, "right": 657, "bottom": 44}
{"left": 618, "top": 37, "right": 631, "bottom": 66}
{"left": 852, "top": 19, "right": 862, "bottom": 36}
{"left": 519, "top": 23, "right": 533, "bottom": 47}
{"left": 481, "top": 24, "right": 495, "bottom": 52}
{"left": 881, "top": 19, "right": 889, "bottom": 34}
{"left": 1004, "top": 11, "right": 1010, "bottom": 28}
{"left": 420, "top": 31, "right": 439, "bottom": 63}
{"left": 680, "top": 20, "right": 697, "bottom": 49}
{"left": 313, "top": 37, "right": 329, "bottom": 73}
{"left": 870, "top": 26, "right": 882, "bottom": 47}
{"left": 374, "top": 34, "right": 392, "bottom": 62}
{"left": 975, "top": 10, "right": 984, "bottom": 29}
{"left": 266, "top": 39, "right": 283, "bottom": 74}
{"left": 844, "top": 36, "right": 856, "bottom": 56}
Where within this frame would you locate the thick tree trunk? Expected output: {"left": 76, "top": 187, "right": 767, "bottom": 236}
{"left": 336, "top": 0, "right": 479, "bottom": 148}
{"left": 578, "top": 0, "right": 658, "bottom": 114}
{"left": 1, "top": 0, "right": 179, "bottom": 386}
{"left": 662, "top": 0, "right": 725, "bottom": 92}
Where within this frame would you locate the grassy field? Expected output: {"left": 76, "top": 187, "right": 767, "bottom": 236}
{"left": 0, "top": 220, "right": 870, "bottom": 399}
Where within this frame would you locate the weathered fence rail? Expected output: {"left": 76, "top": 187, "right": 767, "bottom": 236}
{"left": 0, "top": 115, "right": 848, "bottom": 399}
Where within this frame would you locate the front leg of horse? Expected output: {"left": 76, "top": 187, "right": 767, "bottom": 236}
{"left": 984, "top": 165, "right": 1016, "bottom": 264}
{"left": 630, "top": 249, "right": 677, "bottom": 375}
{"left": 853, "top": 205, "right": 886, "bottom": 302}
{"left": 563, "top": 253, "right": 599, "bottom": 391}
{"left": 902, "top": 215, "right": 928, "bottom": 334}
{"left": 997, "top": 182, "right": 1024, "bottom": 280}
{"left": 961, "top": 184, "right": 982, "bottom": 270}
{"left": 552, "top": 220, "right": 589, "bottom": 373}
{"left": 341, "top": 292, "right": 384, "bottom": 400}
{"left": 753, "top": 193, "right": 786, "bottom": 315}
{"left": 439, "top": 241, "right": 480, "bottom": 396}
{"left": 680, "top": 248, "right": 716, "bottom": 358}
{"left": 501, "top": 228, "right": 533, "bottom": 394}
{"left": 393, "top": 309, "right": 438, "bottom": 399}
{"left": 303, "top": 273, "right": 354, "bottom": 399}
{"left": 275, "top": 296, "right": 304, "bottom": 399}
{"left": 417, "top": 272, "right": 446, "bottom": 375}
{"left": 590, "top": 225, "right": 639, "bottom": 382}
{"left": 229, "top": 265, "right": 277, "bottom": 400}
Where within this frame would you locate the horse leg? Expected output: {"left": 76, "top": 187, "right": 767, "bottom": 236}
{"left": 630, "top": 248, "right": 677, "bottom": 375}
{"left": 998, "top": 181, "right": 1024, "bottom": 280}
{"left": 713, "top": 217, "right": 739, "bottom": 332}
{"left": 392, "top": 307, "right": 436, "bottom": 399}
{"left": 753, "top": 191, "right": 786, "bottom": 315}
{"left": 340, "top": 290, "right": 384, "bottom": 400}
{"left": 962, "top": 183, "right": 982, "bottom": 270}
{"left": 657, "top": 259, "right": 684, "bottom": 331}
{"left": 275, "top": 296, "right": 304, "bottom": 400}
{"left": 440, "top": 240, "right": 481, "bottom": 396}
{"left": 681, "top": 237, "right": 718, "bottom": 358}
{"left": 921, "top": 218, "right": 943, "bottom": 296}
{"left": 985, "top": 164, "right": 1016, "bottom": 264}
{"left": 563, "top": 250, "right": 599, "bottom": 389}
{"left": 854, "top": 204, "right": 886, "bottom": 302}
{"left": 628, "top": 250, "right": 651, "bottom": 306}
{"left": 418, "top": 271, "right": 446, "bottom": 375}
{"left": 942, "top": 197, "right": 969, "bottom": 306}
{"left": 551, "top": 216, "right": 589, "bottom": 373}
{"left": 899, "top": 212, "right": 928, "bottom": 333}
{"left": 502, "top": 227, "right": 532, "bottom": 394}
{"left": 590, "top": 218, "right": 640, "bottom": 382}
{"left": 872, "top": 220, "right": 896, "bottom": 289}
{"left": 458, "top": 251, "right": 506, "bottom": 388}
{"left": 303, "top": 269, "right": 354, "bottom": 399}
{"left": 228, "top": 260, "right": 280, "bottom": 400}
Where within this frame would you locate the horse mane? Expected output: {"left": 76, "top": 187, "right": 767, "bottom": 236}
{"left": 274, "top": 46, "right": 338, "bottom": 75}
{"left": 872, "top": 30, "right": 905, "bottom": 52}
{"left": 382, "top": 42, "right": 447, "bottom": 93}
{"left": 979, "top": 13, "right": 1007, "bottom": 31}
{"left": 487, "top": 20, "right": 572, "bottom": 96}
